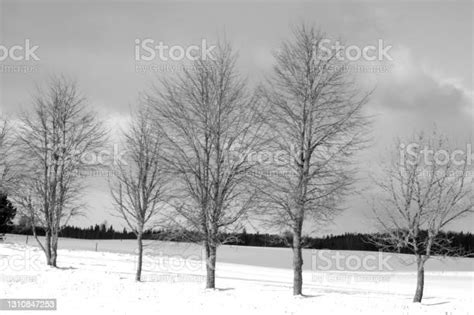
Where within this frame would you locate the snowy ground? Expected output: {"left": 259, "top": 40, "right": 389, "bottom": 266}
{"left": 1, "top": 235, "right": 473, "bottom": 315}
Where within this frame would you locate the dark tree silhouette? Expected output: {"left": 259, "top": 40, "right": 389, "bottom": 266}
{"left": 0, "top": 194, "right": 16, "bottom": 234}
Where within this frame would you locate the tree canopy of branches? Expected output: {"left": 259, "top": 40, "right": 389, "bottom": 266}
{"left": 370, "top": 129, "right": 473, "bottom": 302}
{"left": 110, "top": 108, "right": 170, "bottom": 281}
{"left": 14, "top": 76, "right": 106, "bottom": 267}
{"left": 146, "top": 42, "right": 264, "bottom": 289}
{"left": 0, "top": 118, "right": 17, "bottom": 195}
{"left": 257, "top": 25, "right": 370, "bottom": 295}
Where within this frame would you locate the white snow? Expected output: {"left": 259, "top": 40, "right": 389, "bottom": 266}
{"left": 1, "top": 235, "right": 473, "bottom": 315}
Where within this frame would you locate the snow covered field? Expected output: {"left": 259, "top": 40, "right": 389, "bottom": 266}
{"left": 1, "top": 235, "right": 473, "bottom": 315}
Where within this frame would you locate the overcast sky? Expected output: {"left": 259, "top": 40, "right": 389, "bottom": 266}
{"left": 0, "top": 0, "right": 472, "bottom": 235}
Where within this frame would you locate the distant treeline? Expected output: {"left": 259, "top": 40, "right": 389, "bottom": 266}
{"left": 6, "top": 223, "right": 474, "bottom": 255}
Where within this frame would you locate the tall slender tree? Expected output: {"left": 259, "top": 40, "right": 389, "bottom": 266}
{"left": 146, "top": 42, "right": 264, "bottom": 289}
{"left": 110, "top": 107, "right": 170, "bottom": 281}
{"left": 15, "top": 76, "right": 106, "bottom": 267}
{"left": 258, "top": 25, "right": 370, "bottom": 295}
{"left": 0, "top": 118, "right": 17, "bottom": 194}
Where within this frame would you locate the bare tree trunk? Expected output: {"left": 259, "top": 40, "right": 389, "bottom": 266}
{"left": 413, "top": 255, "right": 424, "bottom": 302}
{"left": 49, "top": 233, "right": 58, "bottom": 267}
{"left": 44, "top": 230, "right": 52, "bottom": 266}
{"left": 136, "top": 232, "right": 143, "bottom": 281}
{"left": 44, "top": 230, "right": 58, "bottom": 267}
{"left": 292, "top": 228, "right": 303, "bottom": 295}
{"left": 205, "top": 242, "right": 217, "bottom": 289}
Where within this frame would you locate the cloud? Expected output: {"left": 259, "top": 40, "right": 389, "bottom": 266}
{"left": 369, "top": 47, "right": 473, "bottom": 139}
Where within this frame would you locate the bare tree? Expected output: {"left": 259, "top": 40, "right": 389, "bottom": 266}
{"left": 0, "top": 118, "right": 18, "bottom": 238}
{"left": 370, "top": 129, "right": 473, "bottom": 303}
{"left": 110, "top": 108, "right": 170, "bottom": 281}
{"left": 146, "top": 42, "right": 263, "bottom": 289}
{"left": 257, "top": 25, "right": 369, "bottom": 295}
{"left": 0, "top": 118, "right": 17, "bottom": 194}
{"left": 14, "top": 76, "right": 106, "bottom": 267}
{"left": 0, "top": 119, "right": 9, "bottom": 187}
